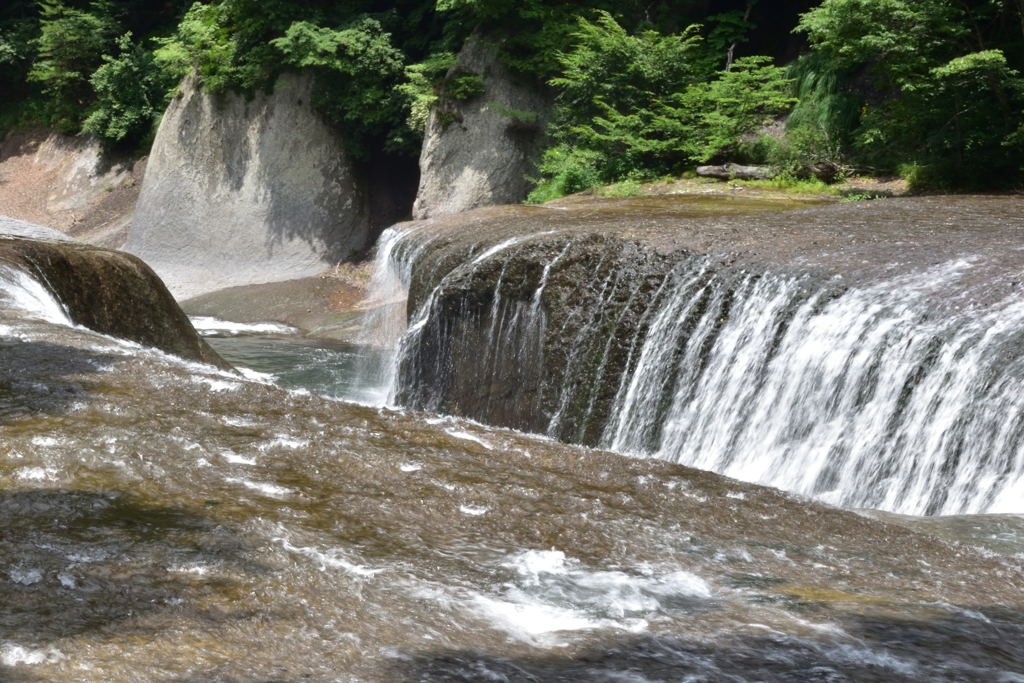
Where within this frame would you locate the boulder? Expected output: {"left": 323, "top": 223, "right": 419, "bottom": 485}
{"left": 412, "top": 37, "right": 550, "bottom": 219}
{"left": 0, "top": 228, "right": 228, "bottom": 368}
{"left": 126, "top": 73, "right": 370, "bottom": 299}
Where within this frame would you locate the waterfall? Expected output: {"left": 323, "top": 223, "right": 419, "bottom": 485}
{"left": 363, "top": 224, "right": 1024, "bottom": 516}
{"left": 354, "top": 226, "right": 556, "bottom": 407}
{"left": 349, "top": 225, "right": 437, "bottom": 405}
{"left": 0, "top": 263, "right": 72, "bottom": 326}
{"left": 603, "top": 258, "right": 1024, "bottom": 516}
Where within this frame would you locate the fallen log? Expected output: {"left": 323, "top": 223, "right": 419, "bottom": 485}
{"left": 696, "top": 163, "right": 776, "bottom": 181}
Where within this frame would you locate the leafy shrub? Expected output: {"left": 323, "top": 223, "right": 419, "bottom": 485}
{"left": 82, "top": 33, "right": 173, "bottom": 146}
{"left": 597, "top": 179, "right": 645, "bottom": 197}
{"left": 526, "top": 146, "right": 603, "bottom": 202}
{"left": 271, "top": 18, "right": 407, "bottom": 156}
{"left": 27, "top": 0, "right": 118, "bottom": 132}
{"left": 398, "top": 52, "right": 457, "bottom": 131}
{"left": 532, "top": 12, "right": 794, "bottom": 199}
{"left": 152, "top": 3, "right": 239, "bottom": 93}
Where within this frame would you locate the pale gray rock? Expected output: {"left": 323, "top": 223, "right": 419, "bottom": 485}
{"left": 0, "top": 215, "right": 73, "bottom": 241}
{"left": 696, "top": 163, "right": 777, "bottom": 181}
{"left": 126, "top": 73, "right": 369, "bottom": 299}
{"left": 412, "top": 38, "right": 549, "bottom": 219}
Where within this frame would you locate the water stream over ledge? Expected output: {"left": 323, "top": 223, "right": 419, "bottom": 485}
{"left": 375, "top": 196, "right": 1024, "bottom": 517}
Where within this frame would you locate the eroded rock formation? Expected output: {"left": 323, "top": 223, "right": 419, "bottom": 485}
{"left": 126, "top": 73, "right": 370, "bottom": 299}
{"left": 412, "top": 38, "right": 550, "bottom": 219}
{"left": 0, "top": 227, "right": 227, "bottom": 368}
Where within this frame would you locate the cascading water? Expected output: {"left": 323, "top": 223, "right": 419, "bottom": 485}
{"left": 6, "top": 208, "right": 1024, "bottom": 680}
{"left": 603, "top": 258, "right": 1024, "bottom": 516}
{"left": 349, "top": 224, "right": 439, "bottom": 404}
{"left": 0, "top": 263, "right": 71, "bottom": 326}
{"left": 374, "top": 220, "right": 1024, "bottom": 517}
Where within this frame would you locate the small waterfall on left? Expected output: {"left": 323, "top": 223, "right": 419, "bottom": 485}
{"left": 0, "top": 263, "right": 71, "bottom": 326}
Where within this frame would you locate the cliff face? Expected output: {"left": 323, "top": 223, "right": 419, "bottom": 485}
{"left": 126, "top": 73, "right": 370, "bottom": 299}
{"left": 411, "top": 38, "right": 550, "bottom": 220}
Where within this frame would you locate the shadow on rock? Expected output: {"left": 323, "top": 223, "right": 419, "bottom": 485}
{"left": 0, "top": 337, "right": 123, "bottom": 426}
{"left": 387, "top": 609, "right": 1024, "bottom": 682}
{"left": 0, "top": 489, "right": 263, "bottom": 646}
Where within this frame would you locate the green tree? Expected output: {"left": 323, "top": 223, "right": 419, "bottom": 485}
{"left": 397, "top": 51, "right": 456, "bottom": 131}
{"left": 531, "top": 12, "right": 793, "bottom": 199}
{"left": 796, "top": 0, "right": 1024, "bottom": 187}
{"left": 82, "top": 32, "right": 173, "bottom": 146}
{"left": 270, "top": 17, "right": 407, "bottom": 155}
{"left": 27, "top": 0, "right": 118, "bottom": 131}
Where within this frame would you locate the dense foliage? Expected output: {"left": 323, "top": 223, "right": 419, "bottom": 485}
{"left": 0, "top": 0, "right": 1021, "bottom": 189}
{"left": 530, "top": 12, "right": 794, "bottom": 200}
{"left": 793, "top": 0, "right": 1024, "bottom": 188}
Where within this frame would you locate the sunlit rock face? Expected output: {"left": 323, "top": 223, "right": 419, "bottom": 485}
{"left": 126, "top": 72, "right": 370, "bottom": 299}
{"left": 0, "top": 232, "right": 226, "bottom": 368}
{"left": 412, "top": 37, "right": 551, "bottom": 219}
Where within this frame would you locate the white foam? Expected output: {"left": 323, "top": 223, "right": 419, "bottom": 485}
{"left": 189, "top": 316, "right": 299, "bottom": 336}
{"left": 15, "top": 467, "right": 53, "bottom": 481}
{"left": 237, "top": 367, "right": 275, "bottom": 383}
{"left": 0, "top": 264, "right": 71, "bottom": 325}
{"left": 220, "top": 450, "right": 256, "bottom": 465}
{"left": 169, "top": 562, "right": 214, "bottom": 575}
{"left": 457, "top": 551, "right": 713, "bottom": 644}
{"left": 260, "top": 436, "right": 309, "bottom": 451}
{"left": 276, "top": 538, "right": 383, "bottom": 577}
{"left": 8, "top": 568, "right": 42, "bottom": 585}
{"left": 507, "top": 549, "right": 570, "bottom": 582}
{"left": 445, "top": 429, "right": 493, "bottom": 449}
{"left": 470, "top": 593, "right": 602, "bottom": 642}
{"left": 225, "top": 477, "right": 294, "bottom": 498}
{"left": 194, "top": 377, "right": 241, "bottom": 393}
{"left": 1, "top": 643, "right": 63, "bottom": 666}
{"left": 459, "top": 505, "right": 489, "bottom": 516}
{"left": 399, "top": 463, "right": 422, "bottom": 472}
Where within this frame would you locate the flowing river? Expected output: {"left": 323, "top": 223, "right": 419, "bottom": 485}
{"left": 2, "top": 198, "right": 1024, "bottom": 681}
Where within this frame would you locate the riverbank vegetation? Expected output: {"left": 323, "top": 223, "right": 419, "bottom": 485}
{"left": 1, "top": 0, "right": 1021, "bottom": 191}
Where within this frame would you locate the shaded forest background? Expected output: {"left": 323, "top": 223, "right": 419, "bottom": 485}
{"left": 1, "top": 0, "right": 1022, "bottom": 193}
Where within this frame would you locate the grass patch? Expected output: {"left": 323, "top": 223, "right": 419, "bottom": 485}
{"left": 525, "top": 178, "right": 567, "bottom": 204}
{"left": 732, "top": 176, "right": 836, "bottom": 195}
{"left": 596, "top": 179, "right": 646, "bottom": 197}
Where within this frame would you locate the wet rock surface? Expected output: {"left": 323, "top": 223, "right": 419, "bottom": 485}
{"left": 0, "top": 307, "right": 1022, "bottom": 680}
{"left": 0, "top": 236, "right": 226, "bottom": 367}
{"left": 428, "top": 194, "right": 1024, "bottom": 296}
{"left": 182, "top": 271, "right": 370, "bottom": 342}
{"left": 389, "top": 196, "right": 1024, "bottom": 511}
